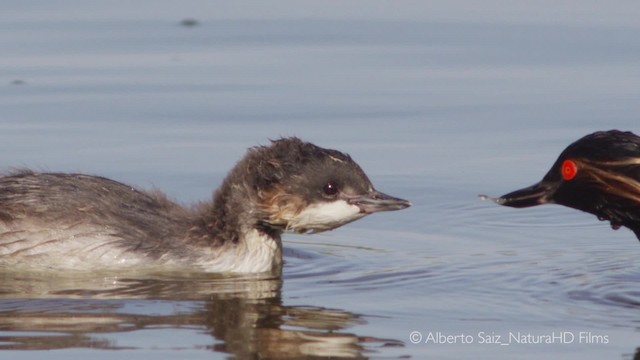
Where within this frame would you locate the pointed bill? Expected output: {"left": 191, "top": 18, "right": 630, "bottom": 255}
{"left": 480, "top": 181, "right": 556, "bottom": 208}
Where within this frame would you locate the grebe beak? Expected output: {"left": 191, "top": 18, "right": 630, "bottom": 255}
{"left": 483, "top": 180, "right": 556, "bottom": 208}
{"left": 345, "top": 190, "right": 411, "bottom": 214}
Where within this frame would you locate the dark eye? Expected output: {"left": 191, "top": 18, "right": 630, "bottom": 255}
{"left": 323, "top": 181, "right": 339, "bottom": 196}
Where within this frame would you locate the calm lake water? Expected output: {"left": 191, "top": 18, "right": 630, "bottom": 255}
{"left": 2, "top": 1, "right": 640, "bottom": 359}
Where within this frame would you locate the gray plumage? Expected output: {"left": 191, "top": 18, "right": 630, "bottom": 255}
{"left": 0, "top": 137, "right": 410, "bottom": 272}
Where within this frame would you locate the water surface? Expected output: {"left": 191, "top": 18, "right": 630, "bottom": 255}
{"left": 1, "top": 1, "right": 640, "bottom": 359}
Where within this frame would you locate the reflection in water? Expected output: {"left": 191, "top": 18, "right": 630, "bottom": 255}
{"left": 0, "top": 271, "right": 402, "bottom": 358}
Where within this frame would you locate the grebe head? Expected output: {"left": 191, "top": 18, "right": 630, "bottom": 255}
{"left": 217, "top": 137, "right": 411, "bottom": 235}
{"left": 485, "top": 130, "right": 640, "bottom": 239}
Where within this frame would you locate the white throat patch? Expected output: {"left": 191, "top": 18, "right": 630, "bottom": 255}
{"left": 287, "top": 200, "right": 364, "bottom": 233}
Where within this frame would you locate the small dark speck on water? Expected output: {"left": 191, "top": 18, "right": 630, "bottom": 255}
{"left": 179, "top": 18, "right": 198, "bottom": 27}
{"left": 11, "top": 79, "right": 26, "bottom": 85}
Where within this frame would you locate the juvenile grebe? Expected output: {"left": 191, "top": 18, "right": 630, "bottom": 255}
{"left": 482, "top": 130, "right": 640, "bottom": 240}
{"left": 0, "top": 137, "right": 410, "bottom": 273}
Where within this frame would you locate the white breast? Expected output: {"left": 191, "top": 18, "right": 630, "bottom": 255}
{"left": 187, "top": 229, "right": 282, "bottom": 273}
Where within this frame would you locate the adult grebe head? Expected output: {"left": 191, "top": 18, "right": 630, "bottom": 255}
{"left": 483, "top": 130, "right": 640, "bottom": 240}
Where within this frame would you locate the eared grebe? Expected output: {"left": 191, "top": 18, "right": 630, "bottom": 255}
{"left": 0, "top": 137, "right": 410, "bottom": 273}
{"left": 482, "top": 130, "right": 640, "bottom": 240}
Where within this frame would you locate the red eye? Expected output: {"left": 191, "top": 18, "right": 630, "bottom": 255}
{"left": 561, "top": 159, "right": 578, "bottom": 181}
